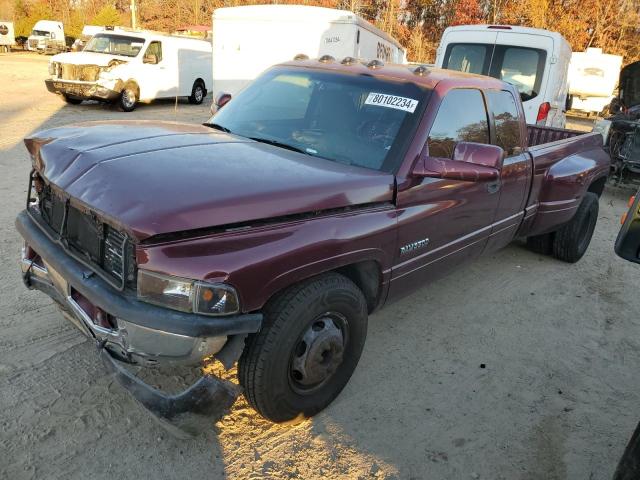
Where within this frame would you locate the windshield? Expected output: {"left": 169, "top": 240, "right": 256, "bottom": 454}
{"left": 207, "top": 67, "right": 429, "bottom": 172}
{"left": 31, "top": 30, "right": 49, "bottom": 36}
{"left": 444, "top": 43, "right": 547, "bottom": 102}
{"left": 83, "top": 33, "right": 145, "bottom": 57}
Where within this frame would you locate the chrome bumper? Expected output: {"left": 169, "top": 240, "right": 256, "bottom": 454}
{"left": 21, "top": 251, "right": 228, "bottom": 366}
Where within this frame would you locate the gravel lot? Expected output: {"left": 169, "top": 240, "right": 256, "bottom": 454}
{"left": 1, "top": 52, "right": 639, "bottom": 480}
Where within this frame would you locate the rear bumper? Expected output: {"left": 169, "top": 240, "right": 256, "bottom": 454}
{"left": 45, "top": 78, "right": 121, "bottom": 101}
{"left": 16, "top": 210, "right": 262, "bottom": 366}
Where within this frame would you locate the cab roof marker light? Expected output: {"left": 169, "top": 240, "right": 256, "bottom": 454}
{"left": 487, "top": 25, "right": 512, "bottom": 30}
{"left": 318, "top": 55, "right": 335, "bottom": 63}
{"left": 413, "top": 65, "right": 429, "bottom": 76}
{"left": 293, "top": 53, "right": 309, "bottom": 61}
{"left": 367, "top": 59, "right": 384, "bottom": 69}
{"left": 341, "top": 57, "right": 356, "bottom": 65}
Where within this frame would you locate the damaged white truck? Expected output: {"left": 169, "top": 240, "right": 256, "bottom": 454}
{"left": 45, "top": 28, "right": 212, "bottom": 111}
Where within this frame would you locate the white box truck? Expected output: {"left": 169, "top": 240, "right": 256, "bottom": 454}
{"left": 211, "top": 5, "right": 406, "bottom": 95}
{"left": 27, "top": 20, "right": 65, "bottom": 54}
{"left": 568, "top": 48, "right": 623, "bottom": 116}
{"left": 0, "top": 21, "right": 15, "bottom": 53}
{"left": 45, "top": 29, "right": 212, "bottom": 112}
{"left": 435, "top": 25, "right": 572, "bottom": 128}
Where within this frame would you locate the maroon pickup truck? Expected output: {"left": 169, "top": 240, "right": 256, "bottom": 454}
{"left": 16, "top": 58, "right": 610, "bottom": 430}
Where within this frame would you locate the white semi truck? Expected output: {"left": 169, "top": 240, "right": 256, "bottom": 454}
{"left": 27, "top": 20, "right": 65, "bottom": 54}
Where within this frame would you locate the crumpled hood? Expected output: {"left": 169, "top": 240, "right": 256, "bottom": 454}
{"left": 26, "top": 121, "right": 395, "bottom": 241}
{"left": 50, "top": 51, "right": 130, "bottom": 67}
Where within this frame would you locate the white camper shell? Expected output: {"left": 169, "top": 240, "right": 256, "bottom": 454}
{"left": 45, "top": 29, "right": 213, "bottom": 112}
{"left": 435, "top": 25, "right": 572, "bottom": 128}
{"left": 27, "top": 20, "right": 65, "bottom": 54}
{"left": 0, "top": 21, "right": 15, "bottom": 52}
{"left": 211, "top": 5, "right": 406, "bottom": 95}
{"left": 568, "top": 48, "right": 623, "bottom": 116}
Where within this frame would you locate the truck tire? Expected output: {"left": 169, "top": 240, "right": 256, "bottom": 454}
{"left": 118, "top": 85, "right": 137, "bottom": 112}
{"left": 526, "top": 232, "right": 555, "bottom": 255}
{"left": 188, "top": 80, "right": 206, "bottom": 105}
{"left": 238, "top": 272, "right": 368, "bottom": 423}
{"left": 62, "top": 94, "right": 82, "bottom": 105}
{"left": 552, "top": 192, "right": 599, "bottom": 263}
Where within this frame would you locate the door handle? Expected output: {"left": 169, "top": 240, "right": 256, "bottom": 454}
{"left": 487, "top": 180, "right": 501, "bottom": 194}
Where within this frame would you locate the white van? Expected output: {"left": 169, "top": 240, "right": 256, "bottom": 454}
{"left": 568, "top": 48, "right": 623, "bottom": 116}
{"left": 0, "top": 21, "right": 15, "bottom": 53}
{"left": 435, "top": 25, "right": 572, "bottom": 127}
{"left": 211, "top": 5, "right": 406, "bottom": 95}
{"left": 27, "top": 20, "right": 65, "bottom": 54}
{"left": 45, "top": 29, "right": 212, "bottom": 111}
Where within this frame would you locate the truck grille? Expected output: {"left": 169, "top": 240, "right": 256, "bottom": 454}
{"left": 35, "top": 185, "right": 135, "bottom": 290}
{"left": 55, "top": 63, "right": 101, "bottom": 81}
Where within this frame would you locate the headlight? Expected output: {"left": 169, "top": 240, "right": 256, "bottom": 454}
{"left": 137, "top": 270, "right": 240, "bottom": 316}
{"left": 48, "top": 62, "right": 57, "bottom": 76}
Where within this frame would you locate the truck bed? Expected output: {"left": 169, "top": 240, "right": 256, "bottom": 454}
{"left": 527, "top": 125, "right": 587, "bottom": 147}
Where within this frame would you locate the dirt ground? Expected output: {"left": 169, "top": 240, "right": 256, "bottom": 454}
{"left": 1, "top": 52, "right": 639, "bottom": 480}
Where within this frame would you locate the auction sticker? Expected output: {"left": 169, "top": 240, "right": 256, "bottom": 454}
{"left": 364, "top": 92, "right": 419, "bottom": 113}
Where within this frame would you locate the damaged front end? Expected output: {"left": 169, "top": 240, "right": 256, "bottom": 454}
{"left": 45, "top": 60, "right": 128, "bottom": 102}
{"left": 18, "top": 169, "right": 262, "bottom": 435}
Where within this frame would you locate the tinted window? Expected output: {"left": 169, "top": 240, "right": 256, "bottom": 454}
{"left": 446, "top": 44, "right": 488, "bottom": 74}
{"left": 486, "top": 90, "right": 522, "bottom": 156}
{"left": 145, "top": 41, "right": 162, "bottom": 62}
{"left": 443, "top": 43, "right": 547, "bottom": 101}
{"left": 496, "top": 47, "right": 544, "bottom": 100}
{"left": 210, "top": 68, "right": 429, "bottom": 172}
{"left": 428, "top": 89, "right": 489, "bottom": 158}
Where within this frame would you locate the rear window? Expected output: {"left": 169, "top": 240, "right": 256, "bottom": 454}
{"left": 443, "top": 43, "right": 547, "bottom": 101}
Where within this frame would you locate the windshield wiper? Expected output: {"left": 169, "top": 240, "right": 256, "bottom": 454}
{"left": 205, "top": 122, "right": 232, "bottom": 133}
{"left": 248, "top": 136, "right": 307, "bottom": 155}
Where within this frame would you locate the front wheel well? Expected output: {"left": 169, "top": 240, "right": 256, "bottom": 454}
{"left": 588, "top": 176, "right": 607, "bottom": 197}
{"left": 335, "top": 260, "right": 382, "bottom": 313}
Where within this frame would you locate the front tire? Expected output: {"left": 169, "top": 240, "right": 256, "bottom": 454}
{"left": 188, "top": 80, "right": 206, "bottom": 105}
{"left": 552, "top": 192, "right": 599, "bottom": 263}
{"left": 118, "top": 85, "right": 137, "bottom": 112}
{"left": 62, "top": 94, "right": 82, "bottom": 105}
{"left": 239, "top": 272, "right": 368, "bottom": 423}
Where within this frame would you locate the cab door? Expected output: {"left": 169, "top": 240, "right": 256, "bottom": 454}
{"left": 387, "top": 87, "right": 502, "bottom": 301}
{"left": 139, "top": 40, "right": 176, "bottom": 100}
{"left": 484, "top": 89, "right": 532, "bottom": 252}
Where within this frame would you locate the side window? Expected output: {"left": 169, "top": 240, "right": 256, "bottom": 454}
{"left": 486, "top": 90, "right": 523, "bottom": 156}
{"left": 427, "top": 89, "right": 489, "bottom": 159}
{"left": 144, "top": 41, "right": 162, "bottom": 63}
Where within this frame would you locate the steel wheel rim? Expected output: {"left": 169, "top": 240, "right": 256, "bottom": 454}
{"left": 194, "top": 85, "right": 203, "bottom": 102}
{"left": 288, "top": 312, "right": 348, "bottom": 394}
{"left": 122, "top": 89, "right": 135, "bottom": 108}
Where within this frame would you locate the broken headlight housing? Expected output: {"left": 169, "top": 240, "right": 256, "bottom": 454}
{"left": 137, "top": 270, "right": 240, "bottom": 316}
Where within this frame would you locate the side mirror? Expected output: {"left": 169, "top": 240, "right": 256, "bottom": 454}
{"left": 615, "top": 191, "right": 640, "bottom": 264}
{"left": 413, "top": 142, "right": 503, "bottom": 182}
{"left": 143, "top": 54, "right": 158, "bottom": 64}
{"left": 211, "top": 92, "right": 232, "bottom": 114}
{"left": 610, "top": 98, "right": 622, "bottom": 114}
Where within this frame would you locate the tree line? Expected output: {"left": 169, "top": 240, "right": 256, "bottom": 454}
{"left": 1, "top": 0, "right": 638, "bottom": 64}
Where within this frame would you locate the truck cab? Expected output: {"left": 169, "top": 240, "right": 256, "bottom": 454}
{"left": 27, "top": 20, "right": 64, "bottom": 54}
{"left": 435, "top": 24, "right": 571, "bottom": 128}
